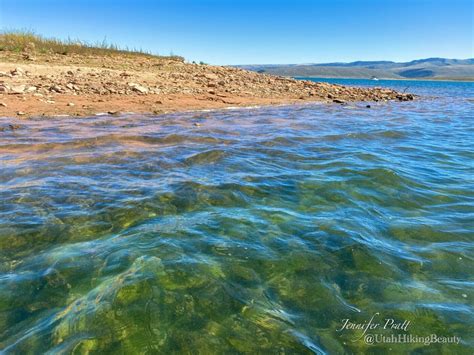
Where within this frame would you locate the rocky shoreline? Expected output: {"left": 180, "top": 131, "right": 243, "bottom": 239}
{"left": 0, "top": 51, "right": 414, "bottom": 118}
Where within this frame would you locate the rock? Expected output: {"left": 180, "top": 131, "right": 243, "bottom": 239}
{"left": 10, "top": 85, "right": 26, "bottom": 94}
{"left": 67, "top": 102, "right": 75, "bottom": 107}
{"left": 16, "top": 111, "right": 26, "bottom": 116}
{"left": 22, "top": 53, "right": 36, "bottom": 61}
{"left": 0, "top": 84, "right": 9, "bottom": 93}
{"left": 204, "top": 73, "right": 219, "bottom": 80}
{"left": 11, "top": 67, "right": 24, "bottom": 76}
{"left": 24, "top": 42, "right": 36, "bottom": 53}
{"left": 50, "top": 85, "right": 63, "bottom": 93}
{"left": 0, "top": 124, "right": 22, "bottom": 132}
{"left": 0, "top": 102, "right": 7, "bottom": 107}
{"left": 333, "top": 99, "right": 346, "bottom": 104}
{"left": 396, "top": 94, "right": 413, "bottom": 101}
{"left": 366, "top": 104, "right": 371, "bottom": 108}
{"left": 128, "top": 82, "right": 149, "bottom": 94}
{"left": 26, "top": 86, "right": 37, "bottom": 93}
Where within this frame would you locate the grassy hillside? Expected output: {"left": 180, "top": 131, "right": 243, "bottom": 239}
{"left": 238, "top": 58, "right": 474, "bottom": 80}
{"left": 0, "top": 31, "right": 183, "bottom": 61}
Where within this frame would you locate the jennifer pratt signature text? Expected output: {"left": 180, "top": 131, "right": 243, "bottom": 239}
{"left": 336, "top": 312, "right": 410, "bottom": 341}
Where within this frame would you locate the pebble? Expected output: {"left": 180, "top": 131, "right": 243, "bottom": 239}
{"left": 50, "top": 85, "right": 63, "bottom": 93}
{"left": 204, "top": 73, "right": 219, "bottom": 80}
{"left": 16, "top": 111, "right": 26, "bottom": 116}
{"left": 23, "top": 53, "right": 36, "bottom": 61}
{"left": 0, "top": 54, "right": 414, "bottom": 118}
{"left": 128, "top": 82, "right": 149, "bottom": 94}
{"left": 0, "top": 102, "right": 6, "bottom": 107}
{"left": 10, "top": 85, "right": 26, "bottom": 94}
{"left": 11, "top": 67, "right": 24, "bottom": 76}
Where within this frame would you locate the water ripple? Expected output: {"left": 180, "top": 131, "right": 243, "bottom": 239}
{"left": 1, "top": 81, "right": 473, "bottom": 352}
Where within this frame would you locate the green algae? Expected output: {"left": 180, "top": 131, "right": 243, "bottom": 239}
{"left": 1, "top": 87, "right": 473, "bottom": 353}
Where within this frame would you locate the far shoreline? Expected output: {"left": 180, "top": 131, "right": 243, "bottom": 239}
{"left": 293, "top": 76, "right": 474, "bottom": 83}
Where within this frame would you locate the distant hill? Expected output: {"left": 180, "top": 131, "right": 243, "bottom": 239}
{"left": 237, "top": 58, "right": 474, "bottom": 81}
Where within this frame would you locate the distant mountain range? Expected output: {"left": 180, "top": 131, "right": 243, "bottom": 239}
{"left": 237, "top": 58, "right": 474, "bottom": 81}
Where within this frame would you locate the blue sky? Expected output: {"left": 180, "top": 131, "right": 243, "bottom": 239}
{"left": 0, "top": 0, "right": 472, "bottom": 64}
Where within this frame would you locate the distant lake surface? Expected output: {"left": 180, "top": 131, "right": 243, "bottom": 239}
{"left": 1, "top": 80, "right": 473, "bottom": 353}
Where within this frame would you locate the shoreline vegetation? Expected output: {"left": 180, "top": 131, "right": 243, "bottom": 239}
{"left": 0, "top": 32, "right": 414, "bottom": 119}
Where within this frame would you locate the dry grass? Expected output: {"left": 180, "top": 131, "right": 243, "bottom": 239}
{"left": 0, "top": 30, "right": 184, "bottom": 61}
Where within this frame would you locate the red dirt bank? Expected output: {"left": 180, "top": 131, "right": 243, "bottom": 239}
{"left": 0, "top": 51, "right": 414, "bottom": 119}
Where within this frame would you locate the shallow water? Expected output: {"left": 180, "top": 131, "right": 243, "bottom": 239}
{"left": 1, "top": 80, "right": 473, "bottom": 353}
